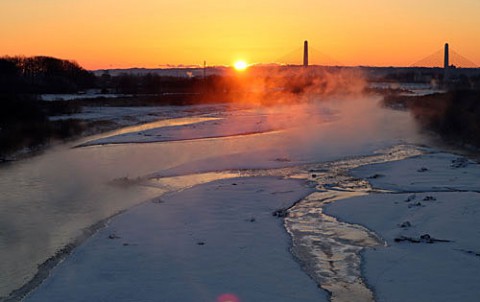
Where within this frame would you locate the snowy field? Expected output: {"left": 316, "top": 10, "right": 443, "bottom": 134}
{"left": 325, "top": 152, "right": 480, "bottom": 302}
{"left": 2, "top": 96, "right": 480, "bottom": 302}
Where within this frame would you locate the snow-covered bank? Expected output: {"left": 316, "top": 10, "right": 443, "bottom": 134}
{"left": 25, "top": 177, "right": 328, "bottom": 302}
{"left": 49, "top": 103, "right": 232, "bottom": 123}
{"left": 77, "top": 103, "right": 337, "bottom": 146}
{"left": 324, "top": 151, "right": 480, "bottom": 302}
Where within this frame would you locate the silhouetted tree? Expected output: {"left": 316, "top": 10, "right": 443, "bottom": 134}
{"left": 0, "top": 56, "right": 95, "bottom": 93}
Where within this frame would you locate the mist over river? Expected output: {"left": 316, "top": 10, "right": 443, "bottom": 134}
{"left": 0, "top": 99, "right": 424, "bottom": 299}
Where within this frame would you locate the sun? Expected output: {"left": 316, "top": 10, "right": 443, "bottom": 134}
{"left": 233, "top": 60, "right": 248, "bottom": 71}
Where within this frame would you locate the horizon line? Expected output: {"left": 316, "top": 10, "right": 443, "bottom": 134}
{"left": 90, "top": 63, "right": 480, "bottom": 72}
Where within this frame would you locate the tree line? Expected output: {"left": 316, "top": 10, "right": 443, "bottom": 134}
{"left": 0, "top": 56, "right": 95, "bottom": 94}
{"left": 0, "top": 55, "right": 227, "bottom": 96}
{"left": 383, "top": 90, "right": 480, "bottom": 149}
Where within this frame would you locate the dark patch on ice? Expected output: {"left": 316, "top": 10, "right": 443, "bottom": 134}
{"left": 408, "top": 202, "right": 424, "bottom": 208}
{"left": 417, "top": 167, "right": 429, "bottom": 172}
{"left": 151, "top": 198, "right": 165, "bottom": 204}
{"left": 451, "top": 157, "right": 470, "bottom": 168}
{"left": 197, "top": 241, "right": 205, "bottom": 246}
{"left": 458, "top": 249, "right": 480, "bottom": 258}
{"left": 122, "top": 243, "right": 137, "bottom": 247}
{"left": 394, "top": 234, "right": 451, "bottom": 244}
{"left": 405, "top": 194, "right": 416, "bottom": 202}
{"left": 398, "top": 221, "right": 412, "bottom": 228}
{"left": 271, "top": 190, "right": 295, "bottom": 195}
{"left": 108, "top": 234, "right": 121, "bottom": 240}
{"left": 272, "top": 208, "right": 289, "bottom": 218}
{"left": 423, "top": 195, "right": 437, "bottom": 201}
{"left": 368, "top": 173, "right": 385, "bottom": 179}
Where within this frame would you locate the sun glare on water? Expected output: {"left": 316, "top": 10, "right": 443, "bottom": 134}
{"left": 233, "top": 60, "right": 248, "bottom": 71}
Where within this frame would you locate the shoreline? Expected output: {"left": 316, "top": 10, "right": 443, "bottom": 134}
{"left": 1, "top": 208, "right": 134, "bottom": 302}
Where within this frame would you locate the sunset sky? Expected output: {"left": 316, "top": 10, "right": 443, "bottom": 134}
{"left": 1, "top": 0, "right": 479, "bottom": 70}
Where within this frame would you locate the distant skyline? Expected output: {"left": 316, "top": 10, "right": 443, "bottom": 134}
{"left": 1, "top": 0, "right": 480, "bottom": 70}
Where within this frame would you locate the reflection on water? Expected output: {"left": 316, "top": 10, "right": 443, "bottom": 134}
{"left": 285, "top": 145, "right": 425, "bottom": 302}
{"left": 145, "top": 172, "right": 241, "bottom": 191}
{"left": 287, "top": 191, "right": 381, "bottom": 302}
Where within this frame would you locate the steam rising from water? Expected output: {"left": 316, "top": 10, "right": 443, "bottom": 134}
{"left": 225, "top": 66, "right": 367, "bottom": 105}
{"left": 194, "top": 66, "right": 422, "bottom": 166}
{"left": 0, "top": 67, "right": 427, "bottom": 300}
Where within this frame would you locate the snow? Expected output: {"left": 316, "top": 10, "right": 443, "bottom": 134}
{"left": 324, "top": 152, "right": 480, "bottom": 302}
{"left": 351, "top": 152, "right": 480, "bottom": 192}
{"left": 49, "top": 103, "right": 231, "bottom": 124}
{"left": 4, "top": 95, "right": 480, "bottom": 302}
{"left": 24, "top": 177, "right": 328, "bottom": 302}
{"left": 41, "top": 93, "right": 132, "bottom": 101}
{"left": 79, "top": 115, "right": 286, "bottom": 146}
{"left": 77, "top": 104, "right": 338, "bottom": 146}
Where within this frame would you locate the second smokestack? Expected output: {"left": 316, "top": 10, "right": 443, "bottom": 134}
{"left": 303, "top": 40, "right": 309, "bottom": 67}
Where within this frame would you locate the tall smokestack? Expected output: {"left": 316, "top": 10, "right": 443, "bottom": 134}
{"left": 303, "top": 40, "right": 309, "bottom": 67}
{"left": 444, "top": 43, "right": 449, "bottom": 83}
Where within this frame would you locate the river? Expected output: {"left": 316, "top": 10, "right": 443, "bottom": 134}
{"left": 0, "top": 99, "right": 424, "bottom": 300}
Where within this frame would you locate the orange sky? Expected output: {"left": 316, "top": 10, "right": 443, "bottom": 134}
{"left": 1, "top": 0, "right": 479, "bottom": 70}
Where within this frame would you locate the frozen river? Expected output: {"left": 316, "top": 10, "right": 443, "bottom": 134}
{"left": 0, "top": 98, "right": 425, "bottom": 300}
